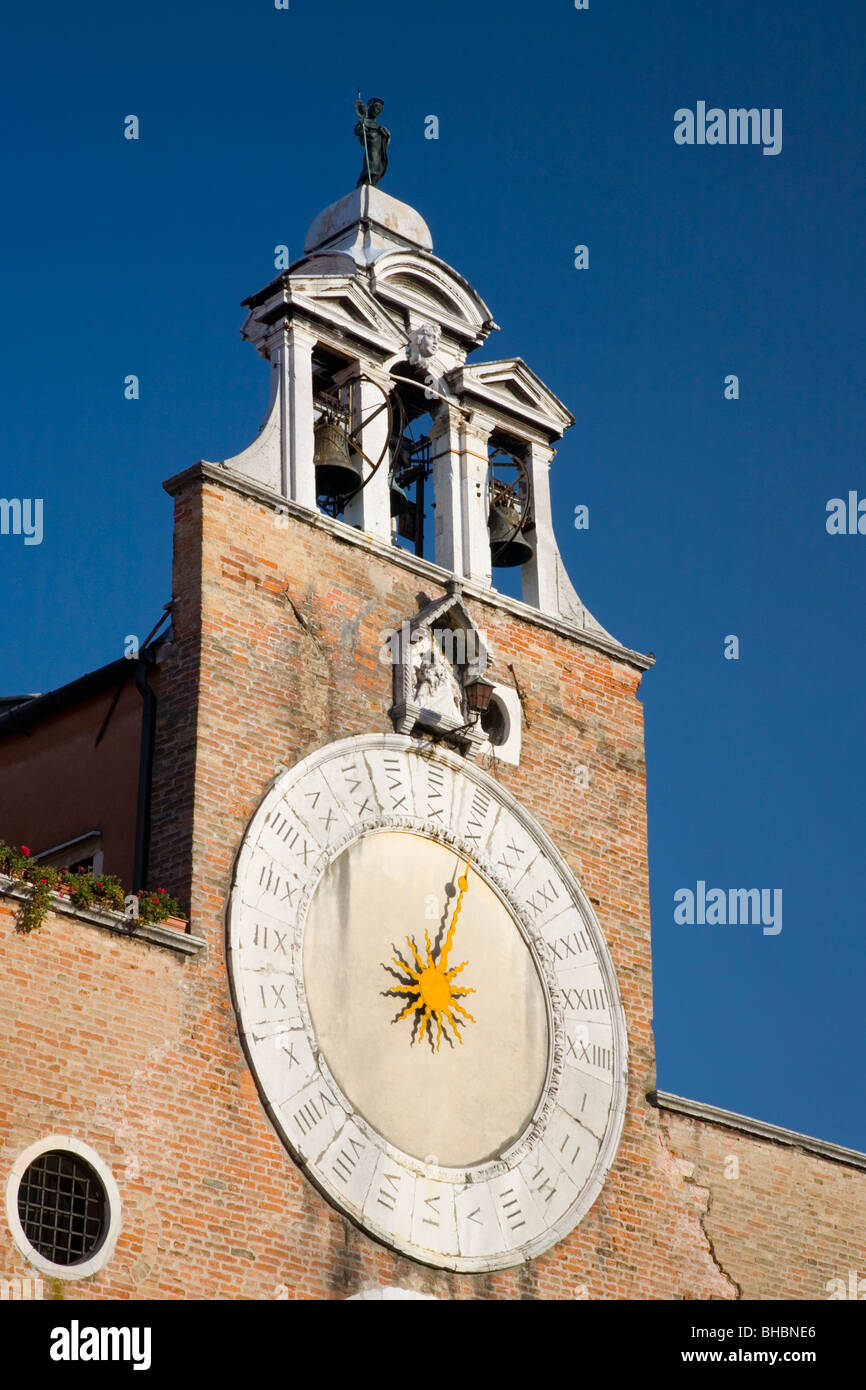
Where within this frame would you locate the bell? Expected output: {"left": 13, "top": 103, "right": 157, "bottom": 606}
{"left": 488, "top": 492, "right": 534, "bottom": 568}
{"left": 389, "top": 473, "right": 411, "bottom": 517}
{"left": 314, "top": 417, "right": 363, "bottom": 497}
{"left": 397, "top": 503, "right": 418, "bottom": 542}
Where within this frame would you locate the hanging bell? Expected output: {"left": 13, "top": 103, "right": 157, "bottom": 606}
{"left": 314, "top": 417, "right": 363, "bottom": 497}
{"left": 397, "top": 503, "right": 419, "bottom": 542}
{"left": 389, "top": 472, "right": 411, "bottom": 517}
{"left": 488, "top": 490, "right": 534, "bottom": 567}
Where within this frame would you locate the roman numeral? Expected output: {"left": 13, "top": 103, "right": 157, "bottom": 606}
{"left": 422, "top": 1195, "right": 440, "bottom": 1227}
{"left": 426, "top": 766, "right": 445, "bottom": 820}
{"left": 498, "top": 1186, "right": 525, "bottom": 1231}
{"left": 267, "top": 810, "right": 293, "bottom": 840}
{"left": 383, "top": 758, "right": 408, "bottom": 811}
{"left": 267, "top": 807, "right": 314, "bottom": 863}
{"left": 305, "top": 788, "right": 339, "bottom": 833}
{"left": 257, "top": 861, "right": 298, "bottom": 906}
{"left": 526, "top": 879, "right": 559, "bottom": 917}
{"left": 259, "top": 983, "right": 286, "bottom": 1009}
{"left": 292, "top": 1091, "right": 336, "bottom": 1137}
{"left": 281, "top": 1040, "right": 299, "bottom": 1068}
{"left": 531, "top": 1164, "right": 557, "bottom": 1205}
{"left": 341, "top": 761, "right": 373, "bottom": 819}
{"left": 562, "top": 986, "right": 607, "bottom": 1012}
{"left": 496, "top": 837, "right": 526, "bottom": 874}
{"left": 464, "top": 789, "right": 491, "bottom": 845}
{"left": 567, "top": 1040, "right": 612, "bottom": 1072}
{"left": 340, "top": 763, "right": 363, "bottom": 797}
{"left": 253, "top": 924, "right": 290, "bottom": 955}
{"left": 376, "top": 1173, "right": 401, "bottom": 1212}
{"left": 560, "top": 1133, "right": 582, "bottom": 1166}
{"left": 332, "top": 1137, "right": 365, "bottom": 1184}
{"left": 271, "top": 825, "right": 315, "bottom": 865}
{"left": 549, "top": 930, "right": 589, "bottom": 962}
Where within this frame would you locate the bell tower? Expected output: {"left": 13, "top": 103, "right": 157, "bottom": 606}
{"left": 4, "top": 98, "right": 864, "bottom": 1312}
{"left": 150, "top": 134, "right": 671, "bottom": 1293}
{"left": 211, "top": 182, "right": 618, "bottom": 646}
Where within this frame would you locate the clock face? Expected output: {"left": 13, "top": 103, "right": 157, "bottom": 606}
{"left": 227, "top": 734, "right": 627, "bottom": 1272}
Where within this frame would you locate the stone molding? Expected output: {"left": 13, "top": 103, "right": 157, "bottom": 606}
{"left": 0, "top": 878, "right": 205, "bottom": 958}
{"left": 652, "top": 1090, "right": 866, "bottom": 1172}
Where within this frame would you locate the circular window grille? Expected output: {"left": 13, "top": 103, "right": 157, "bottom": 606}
{"left": 16, "top": 1149, "right": 107, "bottom": 1266}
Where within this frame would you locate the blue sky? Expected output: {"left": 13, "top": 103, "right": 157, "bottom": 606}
{"left": 2, "top": 1, "right": 864, "bottom": 1150}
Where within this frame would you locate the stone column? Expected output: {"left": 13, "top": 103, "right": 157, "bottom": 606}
{"left": 429, "top": 404, "right": 493, "bottom": 584}
{"left": 274, "top": 323, "right": 316, "bottom": 507}
{"left": 429, "top": 403, "right": 463, "bottom": 574}
{"left": 460, "top": 414, "right": 494, "bottom": 587}
{"left": 521, "top": 441, "right": 559, "bottom": 614}
{"left": 339, "top": 364, "right": 392, "bottom": 541}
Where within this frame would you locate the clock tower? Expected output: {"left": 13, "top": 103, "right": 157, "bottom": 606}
{"left": 4, "top": 116, "right": 865, "bottom": 1310}
{"left": 150, "top": 176, "right": 676, "bottom": 1291}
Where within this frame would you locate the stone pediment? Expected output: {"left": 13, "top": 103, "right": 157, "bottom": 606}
{"left": 371, "top": 251, "right": 496, "bottom": 352}
{"left": 241, "top": 275, "right": 405, "bottom": 357}
{"left": 453, "top": 358, "right": 575, "bottom": 439}
{"left": 289, "top": 277, "right": 405, "bottom": 349}
{"left": 388, "top": 588, "right": 491, "bottom": 754}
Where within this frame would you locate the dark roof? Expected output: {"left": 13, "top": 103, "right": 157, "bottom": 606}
{"left": 0, "top": 696, "right": 41, "bottom": 714}
{"left": 0, "top": 635, "right": 169, "bottom": 739}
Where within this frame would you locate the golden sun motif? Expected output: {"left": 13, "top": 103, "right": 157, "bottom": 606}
{"left": 390, "top": 856, "right": 476, "bottom": 1051}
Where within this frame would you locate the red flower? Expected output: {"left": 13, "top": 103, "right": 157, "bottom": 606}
{"left": 151, "top": 896, "right": 159, "bottom": 903}
{"left": 20, "top": 846, "right": 30, "bottom": 857}
{"left": 40, "top": 878, "right": 47, "bottom": 884}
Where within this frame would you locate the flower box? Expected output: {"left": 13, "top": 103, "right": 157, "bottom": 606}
{"left": 162, "top": 914, "right": 189, "bottom": 933}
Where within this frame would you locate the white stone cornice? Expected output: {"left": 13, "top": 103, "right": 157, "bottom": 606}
{"left": 653, "top": 1090, "right": 866, "bottom": 1171}
{"left": 451, "top": 358, "right": 575, "bottom": 443}
{"left": 0, "top": 879, "right": 205, "bottom": 958}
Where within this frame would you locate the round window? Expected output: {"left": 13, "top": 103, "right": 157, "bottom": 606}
{"left": 17, "top": 1149, "right": 107, "bottom": 1266}
{"left": 480, "top": 694, "right": 508, "bottom": 746}
{"left": 6, "top": 1137, "right": 121, "bottom": 1279}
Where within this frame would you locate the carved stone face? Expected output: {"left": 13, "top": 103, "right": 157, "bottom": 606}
{"left": 407, "top": 322, "right": 441, "bottom": 365}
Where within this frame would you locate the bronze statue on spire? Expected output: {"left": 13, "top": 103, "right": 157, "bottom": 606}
{"left": 355, "top": 93, "right": 390, "bottom": 187}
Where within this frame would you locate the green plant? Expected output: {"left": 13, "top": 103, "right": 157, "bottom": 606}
{"left": 135, "top": 887, "right": 181, "bottom": 924}
{"left": 0, "top": 841, "right": 182, "bottom": 934}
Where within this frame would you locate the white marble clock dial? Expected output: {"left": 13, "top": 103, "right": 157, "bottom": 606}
{"left": 226, "top": 734, "right": 628, "bottom": 1272}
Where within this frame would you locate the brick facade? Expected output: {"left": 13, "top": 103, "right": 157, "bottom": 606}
{"left": 1, "top": 469, "right": 863, "bottom": 1300}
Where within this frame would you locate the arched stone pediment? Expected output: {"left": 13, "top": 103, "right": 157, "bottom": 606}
{"left": 371, "top": 250, "right": 497, "bottom": 352}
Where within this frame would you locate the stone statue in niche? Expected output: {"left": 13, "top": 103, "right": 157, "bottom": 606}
{"left": 411, "top": 632, "right": 464, "bottom": 722}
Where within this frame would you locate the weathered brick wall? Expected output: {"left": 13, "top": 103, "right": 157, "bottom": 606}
{"left": 2, "top": 471, "right": 863, "bottom": 1300}
{"left": 660, "top": 1108, "right": 866, "bottom": 1301}
{"left": 148, "top": 484, "right": 203, "bottom": 914}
